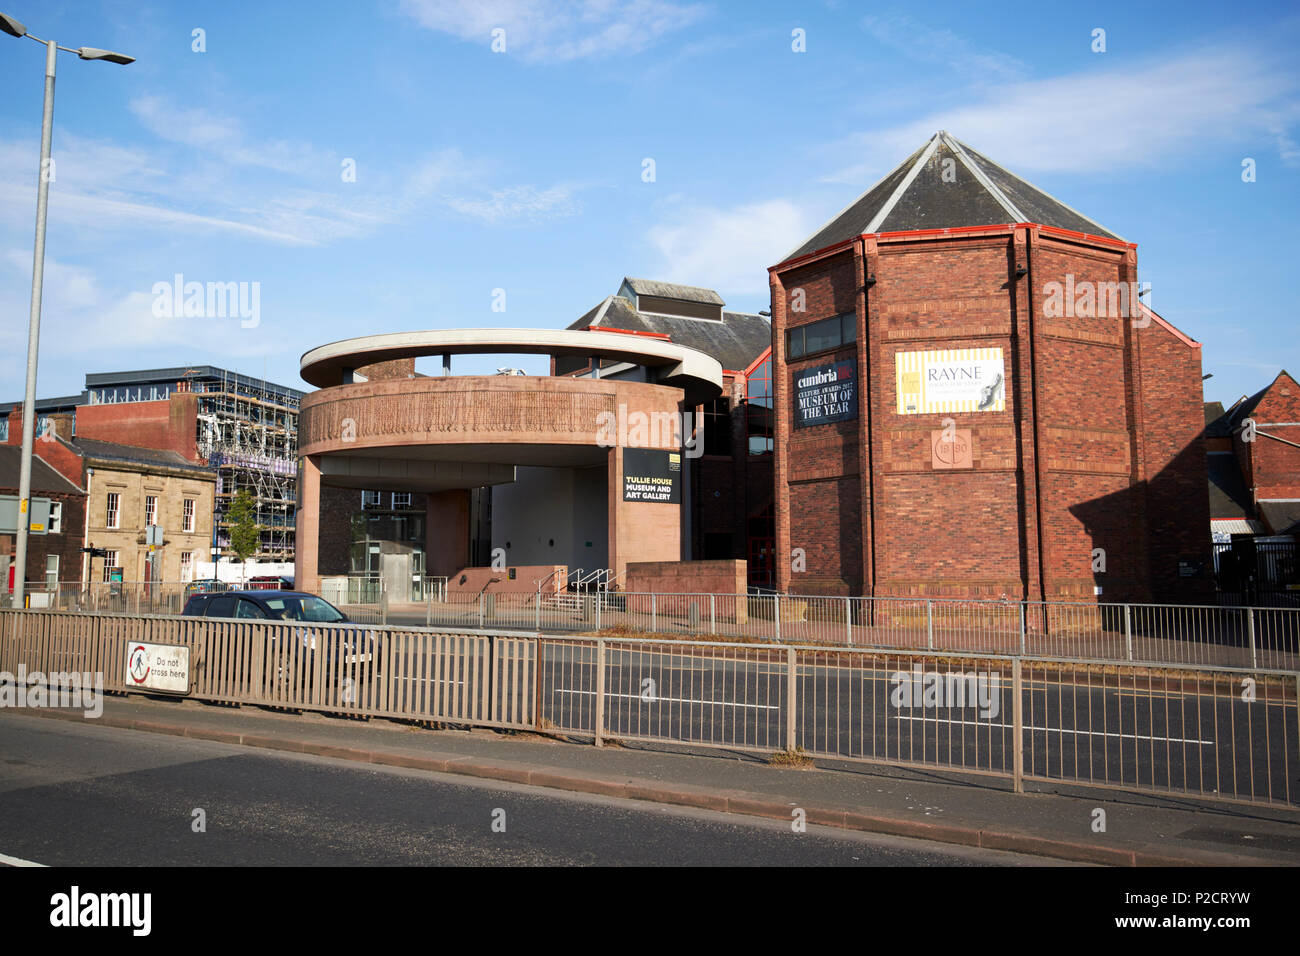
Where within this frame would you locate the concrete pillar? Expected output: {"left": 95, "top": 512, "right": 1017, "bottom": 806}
{"left": 295, "top": 454, "right": 321, "bottom": 594}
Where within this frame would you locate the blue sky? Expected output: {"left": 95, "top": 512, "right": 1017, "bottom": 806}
{"left": 1, "top": 0, "right": 1297, "bottom": 406}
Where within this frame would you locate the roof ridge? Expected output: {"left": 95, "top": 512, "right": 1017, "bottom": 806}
{"left": 864, "top": 132, "right": 944, "bottom": 233}
{"left": 780, "top": 133, "right": 940, "bottom": 262}
{"left": 954, "top": 136, "right": 1126, "bottom": 243}
{"left": 591, "top": 295, "right": 615, "bottom": 327}
{"left": 943, "top": 132, "right": 1025, "bottom": 222}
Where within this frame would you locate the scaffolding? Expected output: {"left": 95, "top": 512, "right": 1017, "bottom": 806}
{"left": 192, "top": 370, "right": 300, "bottom": 561}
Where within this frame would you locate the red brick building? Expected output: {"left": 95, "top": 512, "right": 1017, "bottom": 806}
{"left": 1206, "top": 372, "right": 1300, "bottom": 540}
{"left": 0, "top": 443, "right": 86, "bottom": 597}
{"left": 770, "top": 131, "right": 1211, "bottom": 604}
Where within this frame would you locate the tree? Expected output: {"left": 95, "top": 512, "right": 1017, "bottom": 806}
{"left": 228, "top": 489, "right": 260, "bottom": 582}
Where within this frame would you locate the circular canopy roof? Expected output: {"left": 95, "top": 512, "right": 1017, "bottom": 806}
{"left": 300, "top": 328, "right": 723, "bottom": 404}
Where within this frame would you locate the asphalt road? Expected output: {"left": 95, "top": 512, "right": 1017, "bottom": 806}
{"left": 0, "top": 716, "right": 1056, "bottom": 866}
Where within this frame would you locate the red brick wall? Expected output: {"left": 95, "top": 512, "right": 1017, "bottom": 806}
{"left": 358, "top": 358, "right": 416, "bottom": 381}
{"left": 1032, "top": 239, "right": 1146, "bottom": 601}
{"left": 772, "top": 226, "right": 1205, "bottom": 604}
{"left": 74, "top": 393, "right": 200, "bottom": 462}
{"left": 1246, "top": 372, "right": 1300, "bottom": 501}
{"left": 626, "top": 559, "right": 747, "bottom": 594}
{"left": 4, "top": 406, "right": 86, "bottom": 486}
{"left": 1136, "top": 314, "right": 1213, "bottom": 601}
{"left": 0, "top": 481, "right": 86, "bottom": 590}
{"left": 776, "top": 249, "right": 865, "bottom": 596}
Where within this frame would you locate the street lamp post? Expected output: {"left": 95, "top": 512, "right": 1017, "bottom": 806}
{"left": 1, "top": 11, "right": 133, "bottom": 607}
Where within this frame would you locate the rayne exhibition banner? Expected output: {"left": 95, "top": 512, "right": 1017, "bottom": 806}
{"left": 895, "top": 348, "right": 1007, "bottom": 414}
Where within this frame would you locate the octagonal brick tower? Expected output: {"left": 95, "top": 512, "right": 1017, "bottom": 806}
{"left": 770, "top": 131, "right": 1210, "bottom": 605}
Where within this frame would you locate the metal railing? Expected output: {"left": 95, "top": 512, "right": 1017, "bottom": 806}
{"left": 2, "top": 608, "right": 1296, "bottom": 808}
{"left": 379, "top": 590, "right": 1300, "bottom": 670}
{"left": 18, "top": 581, "right": 1297, "bottom": 671}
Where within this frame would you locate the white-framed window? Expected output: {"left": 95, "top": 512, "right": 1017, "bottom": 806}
{"left": 102, "top": 551, "right": 119, "bottom": 582}
{"left": 45, "top": 554, "right": 58, "bottom": 590}
{"left": 48, "top": 501, "right": 62, "bottom": 534}
{"left": 393, "top": 492, "right": 412, "bottom": 508}
{"left": 183, "top": 498, "right": 195, "bottom": 532}
{"left": 106, "top": 492, "right": 120, "bottom": 529}
{"left": 145, "top": 495, "right": 158, "bottom": 529}
{"left": 362, "top": 490, "right": 382, "bottom": 508}
{"left": 180, "top": 551, "right": 193, "bottom": 581}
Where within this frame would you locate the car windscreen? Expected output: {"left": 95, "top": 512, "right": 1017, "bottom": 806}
{"left": 262, "top": 596, "right": 346, "bottom": 623}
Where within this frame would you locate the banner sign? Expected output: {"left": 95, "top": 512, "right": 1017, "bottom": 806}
{"left": 622, "top": 449, "right": 681, "bottom": 503}
{"left": 793, "top": 359, "right": 857, "bottom": 428}
{"left": 895, "top": 348, "right": 1007, "bottom": 414}
{"left": 126, "top": 641, "right": 191, "bottom": 694}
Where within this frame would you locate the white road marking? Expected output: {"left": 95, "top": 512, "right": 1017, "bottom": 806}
{"left": 554, "top": 688, "right": 779, "bottom": 711}
{"left": 0, "top": 851, "right": 46, "bottom": 867}
{"left": 890, "top": 713, "right": 1214, "bottom": 745}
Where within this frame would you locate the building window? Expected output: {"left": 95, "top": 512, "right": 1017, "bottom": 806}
{"left": 746, "top": 354, "right": 774, "bottom": 456}
{"left": 183, "top": 499, "right": 195, "bottom": 533}
{"left": 106, "top": 493, "right": 120, "bottom": 529}
{"left": 45, "top": 554, "right": 59, "bottom": 590}
{"left": 362, "top": 490, "right": 382, "bottom": 508}
{"left": 393, "top": 492, "right": 412, "bottom": 508}
{"left": 48, "top": 501, "right": 62, "bottom": 534}
{"left": 701, "top": 397, "right": 732, "bottom": 457}
{"left": 145, "top": 495, "right": 157, "bottom": 528}
{"left": 102, "top": 551, "right": 119, "bottom": 582}
{"left": 785, "top": 312, "right": 856, "bottom": 359}
{"left": 181, "top": 551, "right": 193, "bottom": 581}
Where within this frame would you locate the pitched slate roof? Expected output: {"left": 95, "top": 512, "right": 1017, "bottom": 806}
{"left": 621, "top": 277, "right": 725, "bottom": 306}
{"left": 1258, "top": 500, "right": 1300, "bottom": 536}
{"left": 1207, "top": 453, "right": 1253, "bottom": 521}
{"left": 0, "top": 444, "right": 82, "bottom": 494}
{"left": 569, "top": 294, "right": 770, "bottom": 372}
{"left": 784, "top": 130, "right": 1122, "bottom": 262}
{"left": 72, "top": 438, "right": 213, "bottom": 475}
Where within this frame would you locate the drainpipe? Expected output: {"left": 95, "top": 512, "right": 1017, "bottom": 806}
{"left": 81, "top": 467, "right": 92, "bottom": 587}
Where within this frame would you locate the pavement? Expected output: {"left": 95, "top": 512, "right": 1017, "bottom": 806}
{"left": 10, "top": 692, "right": 1300, "bottom": 867}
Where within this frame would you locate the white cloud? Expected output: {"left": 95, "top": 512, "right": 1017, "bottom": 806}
{"left": 821, "top": 47, "right": 1300, "bottom": 183}
{"left": 399, "top": 0, "right": 708, "bottom": 62}
{"left": 648, "top": 199, "right": 810, "bottom": 296}
{"left": 130, "top": 95, "right": 322, "bottom": 174}
{"left": 0, "top": 128, "right": 578, "bottom": 248}
{"left": 444, "top": 184, "right": 579, "bottom": 222}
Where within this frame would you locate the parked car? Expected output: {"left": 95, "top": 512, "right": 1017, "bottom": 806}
{"left": 247, "top": 575, "right": 288, "bottom": 590}
{"left": 184, "top": 579, "right": 229, "bottom": 598}
{"left": 182, "top": 590, "right": 379, "bottom": 692}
